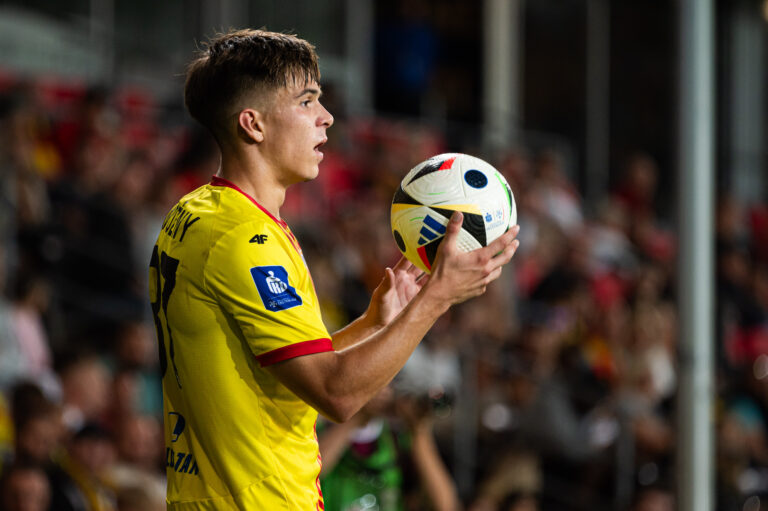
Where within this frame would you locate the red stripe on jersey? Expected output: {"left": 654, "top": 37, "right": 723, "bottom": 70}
{"left": 255, "top": 338, "right": 333, "bottom": 367}
{"left": 439, "top": 157, "right": 457, "bottom": 170}
{"left": 316, "top": 476, "right": 324, "bottom": 510}
{"left": 315, "top": 419, "right": 324, "bottom": 509}
{"left": 210, "top": 175, "right": 302, "bottom": 254}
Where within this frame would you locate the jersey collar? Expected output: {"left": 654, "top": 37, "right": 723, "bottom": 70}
{"left": 210, "top": 175, "right": 301, "bottom": 253}
{"left": 210, "top": 175, "right": 288, "bottom": 227}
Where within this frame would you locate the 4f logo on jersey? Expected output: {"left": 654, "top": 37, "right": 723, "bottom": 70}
{"left": 250, "top": 234, "right": 268, "bottom": 244}
{"left": 250, "top": 265, "right": 302, "bottom": 312}
{"left": 417, "top": 214, "right": 447, "bottom": 246}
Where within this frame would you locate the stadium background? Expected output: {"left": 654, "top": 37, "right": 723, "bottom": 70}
{"left": 0, "top": 1, "right": 766, "bottom": 510}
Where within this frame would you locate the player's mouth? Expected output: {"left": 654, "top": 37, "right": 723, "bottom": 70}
{"left": 314, "top": 139, "right": 327, "bottom": 160}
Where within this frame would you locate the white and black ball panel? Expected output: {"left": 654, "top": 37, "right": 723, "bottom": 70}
{"left": 402, "top": 155, "right": 465, "bottom": 206}
{"left": 392, "top": 153, "right": 516, "bottom": 274}
{"left": 404, "top": 154, "right": 456, "bottom": 185}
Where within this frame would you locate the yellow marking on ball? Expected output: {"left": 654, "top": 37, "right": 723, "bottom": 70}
{"left": 430, "top": 204, "right": 484, "bottom": 215}
{"left": 390, "top": 203, "right": 483, "bottom": 215}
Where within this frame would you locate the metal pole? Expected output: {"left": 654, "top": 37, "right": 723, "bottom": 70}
{"left": 676, "top": 0, "right": 715, "bottom": 509}
{"left": 453, "top": 348, "right": 478, "bottom": 499}
{"left": 483, "top": 0, "right": 523, "bottom": 150}
{"left": 90, "top": 0, "right": 114, "bottom": 81}
{"left": 219, "top": 0, "right": 248, "bottom": 31}
{"left": 200, "top": 0, "right": 221, "bottom": 38}
{"left": 728, "top": 0, "right": 765, "bottom": 203}
{"left": 345, "top": 0, "right": 374, "bottom": 116}
{"left": 585, "top": 0, "right": 610, "bottom": 209}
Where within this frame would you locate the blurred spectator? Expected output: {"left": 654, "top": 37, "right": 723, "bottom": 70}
{"left": 111, "top": 151, "right": 162, "bottom": 282}
{"left": 10, "top": 382, "right": 61, "bottom": 468}
{"left": 718, "top": 356, "right": 768, "bottom": 509}
{"left": 115, "top": 485, "right": 163, "bottom": 511}
{"left": 52, "top": 86, "right": 117, "bottom": 177}
{"left": 0, "top": 270, "right": 59, "bottom": 397}
{"left": 56, "top": 352, "right": 111, "bottom": 433}
{"left": 0, "top": 394, "right": 11, "bottom": 468}
{"left": 630, "top": 487, "right": 674, "bottom": 511}
{"left": 527, "top": 149, "right": 583, "bottom": 234}
{"left": 469, "top": 450, "right": 541, "bottom": 511}
{"left": 319, "top": 386, "right": 460, "bottom": 511}
{"left": 585, "top": 198, "right": 636, "bottom": 277}
{"left": 47, "top": 125, "right": 142, "bottom": 338}
{"left": 0, "top": 279, "right": 25, "bottom": 391}
{"left": 10, "top": 272, "right": 58, "bottom": 397}
{"left": 48, "top": 422, "right": 117, "bottom": 511}
{"left": 500, "top": 494, "right": 539, "bottom": 511}
{"left": 170, "top": 127, "right": 220, "bottom": 196}
{"left": 107, "top": 414, "right": 165, "bottom": 510}
{"left": 613, "top": 153, "right": 659, "bottom": 221}
{"left": 612, "top": 153, "right": 675, "bottom": 264}
{"left": 750, "top": 203, "right": 768, "bottom": 265}
{"left": 0, "top": 462, "right": 51, "bottom": 511}
{"left": 106, "top": 321, "right": 162, "bottom": 419}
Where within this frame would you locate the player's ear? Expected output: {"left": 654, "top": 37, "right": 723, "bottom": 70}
{"left": 237, "top": 108, "right": 265, "bottom": 144}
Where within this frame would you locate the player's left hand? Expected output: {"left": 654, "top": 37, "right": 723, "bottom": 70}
{"left": 368, "top": 256, "right": 427, "bottom": 327}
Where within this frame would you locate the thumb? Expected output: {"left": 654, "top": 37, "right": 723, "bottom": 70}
{"left": 382, "top": 267, "right": 397, "bottom": 292}
{"left": 439, "top": 211, "right": 463, "bottom": 255}
{"left": 373, "top": 267, "right": 395, "bottom": 300}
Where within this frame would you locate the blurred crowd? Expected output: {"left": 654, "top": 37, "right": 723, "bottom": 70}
{"left": 0, "top": 76, "right": 766, "bottom": 511}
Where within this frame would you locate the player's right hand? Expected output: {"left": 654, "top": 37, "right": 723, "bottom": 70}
{"left": 424, "top": 211, "right": 519, "bottom": 308}
{"left": 367, "top": 256, "right": 427, "bottom": 328}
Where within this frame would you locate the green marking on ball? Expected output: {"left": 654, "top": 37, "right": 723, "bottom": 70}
{"left": 494, "top": 171, "right": 514, "bottom": 230}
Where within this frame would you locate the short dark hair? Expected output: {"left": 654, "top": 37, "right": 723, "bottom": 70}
{"left": 184, "top": 29, "right": 320, "bottom": 136}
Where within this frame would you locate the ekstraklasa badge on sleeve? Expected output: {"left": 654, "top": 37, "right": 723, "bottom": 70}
{"left": 250, "top": 265, "right": 302, "bottom": 312}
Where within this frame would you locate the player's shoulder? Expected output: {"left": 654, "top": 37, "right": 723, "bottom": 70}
{"left": 159, "top": 178, "right": 296, "bottom": 267}
{"left": 205, "top": 176, "right": 293, "bottom": 246}
{"left": 203, "top": 215, "right": 299, "bottom": 295}
{"left": 164, "top": 180, "right": 275, "bottom": 236}
{"left": 208, "top": 216, "right": 287, "bottom": 262}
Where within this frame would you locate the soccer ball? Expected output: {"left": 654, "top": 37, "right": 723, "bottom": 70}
{"left": 391, "top": 153, "right": 516, "bottom": 274}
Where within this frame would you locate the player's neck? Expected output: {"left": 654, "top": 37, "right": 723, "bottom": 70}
{"left": 219, "top": 150, "right": 287, "bottom": 220}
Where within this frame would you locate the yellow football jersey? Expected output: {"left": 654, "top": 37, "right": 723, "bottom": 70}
{"left": 149, "top": 176, "right": 332, "bottom": 510}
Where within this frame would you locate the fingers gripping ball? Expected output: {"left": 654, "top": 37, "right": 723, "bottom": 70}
{"left": 391, "top": 153, "right": 517, "bottom": 273}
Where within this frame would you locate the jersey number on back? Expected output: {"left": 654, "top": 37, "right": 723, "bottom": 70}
{"left": 150, "top": 245, "right": 182, "bottom": 388}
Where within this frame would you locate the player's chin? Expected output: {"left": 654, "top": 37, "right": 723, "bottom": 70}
{"left": 301, "top": 165, "right": 320, "bottom": 182}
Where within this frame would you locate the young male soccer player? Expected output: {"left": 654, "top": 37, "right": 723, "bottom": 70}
{"left": 150, "top": 29, "right": 520, "bottom": 510}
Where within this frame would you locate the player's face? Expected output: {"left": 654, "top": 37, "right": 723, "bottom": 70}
{"left": 261, "top": 79, "right": 334, "bottom": 185}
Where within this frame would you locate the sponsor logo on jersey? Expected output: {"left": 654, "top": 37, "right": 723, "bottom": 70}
{"left": 251, "top": 265, "right": 303, "bottom": 311}
{"left": 166, "top": 448, "right": 199, "bottom": 476}
{"left": 168, "top": 412, "right": 186, "bottom": 442}
{"left": 417, "top": 214, "right": 447, "bottom": 246}
{"left": 250, "top": 234, "right": 268, "bottom": 244}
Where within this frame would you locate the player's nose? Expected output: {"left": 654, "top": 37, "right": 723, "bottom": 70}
{"left": 318, "top": 103, "right": 334, "bottom": 128}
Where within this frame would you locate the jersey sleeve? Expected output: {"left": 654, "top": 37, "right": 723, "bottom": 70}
{"left": 204, "top": 220, "right": 332, "bottom": 366}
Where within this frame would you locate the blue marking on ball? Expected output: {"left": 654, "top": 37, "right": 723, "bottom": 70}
{"left": 464, "top": 169, "right": 488, "bottom": 188}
